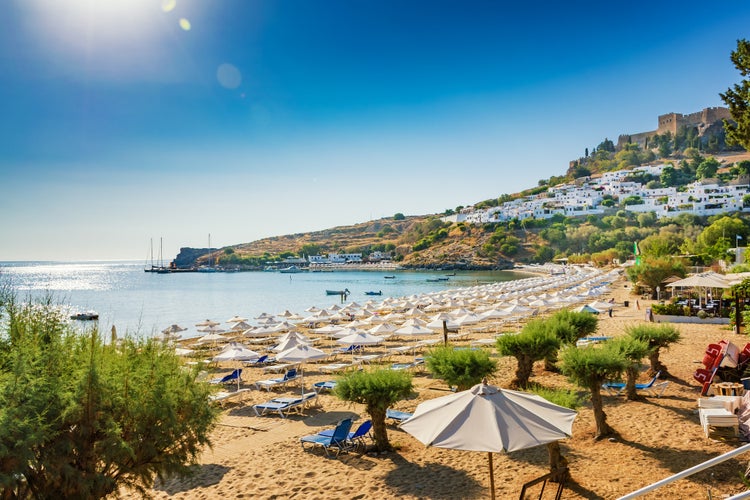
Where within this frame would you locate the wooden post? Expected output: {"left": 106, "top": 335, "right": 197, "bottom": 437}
{"left": 488, "top": 452, "right": 496, "bottom": 500}
{"left": 442, "top": 320, "right": 448, "bottom": 346}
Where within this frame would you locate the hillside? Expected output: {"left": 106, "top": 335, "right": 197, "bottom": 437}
{"left": 173, "top": 148, "right": 750, "bottom": 271}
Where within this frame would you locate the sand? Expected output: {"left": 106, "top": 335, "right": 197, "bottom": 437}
{"left": 141, "top": 273, "right": 750, "bottom": 500}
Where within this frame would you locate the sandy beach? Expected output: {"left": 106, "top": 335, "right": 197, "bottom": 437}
{"left": 142, "top": 270, "right": 750, "bottom": 500}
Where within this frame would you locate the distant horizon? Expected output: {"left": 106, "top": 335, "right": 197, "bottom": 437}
{"left": 2, "top": 1, "right": 749, "bottom": 261}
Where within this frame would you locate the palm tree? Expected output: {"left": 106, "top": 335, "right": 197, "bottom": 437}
{"left": 560, "top": 345, "right": 627, "bottom": 439}
{"left": 496, "top": 320, "right": 560, "bottom": 389}
{"left": 626, "top": 324, "right": 681, "bottom": 377}
{"left": 335, "top": 369, "right": 413, "bottom": 452}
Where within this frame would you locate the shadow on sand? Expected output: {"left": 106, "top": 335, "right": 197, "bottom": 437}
{"left": 153, "top": 463, "right": 232, "bottom": 495}
{"left": 381, "top": 454, "right": 484, "bottom": 499}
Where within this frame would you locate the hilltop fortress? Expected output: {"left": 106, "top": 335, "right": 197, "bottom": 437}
{"left": 616, "top": 106, "right": 732, "bottom": 149}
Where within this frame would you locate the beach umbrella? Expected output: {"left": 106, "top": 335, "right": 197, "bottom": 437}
{"left": 276, "top": 344, "right": 329, "bottom": 393}
{"left": 196, "top": 332, "right": 228, "bottom": 345}
{"left": 400, "top": 381, "right": 577, "bottom": 500}
{"left": 336, "top": 331, "right": 385, "bottom": 347}
{"left": 277, "top": 331, "right": 311, "bottom": 344}
{"left": 226, "top": 315, "right": 249, "bottom": 324}
{"left": 174, "top": 347, "right": 194, "bottom": 357}
{"left": 229, "top": 321, "right": 253, "bottom": 332}
{"left": 271, "top": 320, "right": 297, "bottom": 332}
{"left": 278, "top": 309, "right": 303, "bottom": 320}
{"left": 213, "top": 342, "right": 260, "bottom": 390}
{"left": 162, "top": 324, "right": 187, "bottom": 335}
{"left": 196, "top": 319, "right": 220, "bottom": 328}
{"left": 368, "top": 323, "right": 397, "bottom": 335}
{"left": 272, "top": 336, "right": 309, "bottom": 352}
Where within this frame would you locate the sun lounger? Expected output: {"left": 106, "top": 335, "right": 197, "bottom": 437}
{"left": 355, "top": 353, "right": 390, "bottom": 364}
{"left": 319, "top": 362, "right": 361, "bottom": 373}
{"left": 209, "top": 388, "right": 252, "bottom": 407}
{"left": 602, "top": 371, "right": 668, "bottom": 397}
{"left": 390, "top": 358, "right": 424, "bottom": 372}
{"left": 255, "top": 368, "right": 300, "bottom": 391}
{"left": 262, "top": 363, "right": 298, "bottom": 373}
{"left": 209, "top": 368, "right": 242, "bottom": 385}
{"left": 253, "top": 392, "right": 318, "bottom": 418}
{"left": 318, "top": 420, "right": 373, "bottom": 452}
{"left": 300, "top": 418, "right": 354, "bottom": 457}
{"left": 699, "top": 408, "right": 739, "bottom": 437}
{"left": 312, "top": 381, "right": 337, "bottom": 393}
{"left": 386, "top": 409, "right": 413, "bottom": 425}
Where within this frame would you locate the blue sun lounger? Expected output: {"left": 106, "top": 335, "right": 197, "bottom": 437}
{"left": 300, "top": 418, "right": 353, "bottom": 457}
{"left": 386, "top": 409, "right": 413, "bottom": 425}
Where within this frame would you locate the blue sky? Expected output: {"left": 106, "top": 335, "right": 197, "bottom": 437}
{"left": 2, "top": 0, "right": 749, "bottom": 261}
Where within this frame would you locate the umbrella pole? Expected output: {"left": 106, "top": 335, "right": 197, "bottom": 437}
{"left": 488, "top": 452, "right": 495, "bottom": 500}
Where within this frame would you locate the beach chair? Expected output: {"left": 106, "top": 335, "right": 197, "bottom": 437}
{"left": 243, "top": 354, "right": 271, "bottom": 367}
{"left": 300, "top": 418, "right": 354, "bottom": 457}
{"left": 209, "top": 368, "right": 242, "bottom": 386}
{"left": 209, "top": 388, "right": 252, "bottom": 407}
{"left": 319, "top": 420, "right": 373, "bottom": 452}
{"left": 312, "top": 381, "right": 337, "bottom": 393}
{"left": 602, "top": 371, "right": 667, "bottom": 397}
{"left": 254, "top": 368, "right": 299, "bottom": 391}
{"left": 386, "top": 409, "right": 413, "bottom": 425}
{"left": 253, "top": 392, "right": 318, "bottom": 418}
{"left": 699, "top": 408, "right": 739, "bottom": 438}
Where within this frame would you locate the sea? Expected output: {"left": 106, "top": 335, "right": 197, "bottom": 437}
{"left": 0, "top": 261, "right": 532, "bottom": 339}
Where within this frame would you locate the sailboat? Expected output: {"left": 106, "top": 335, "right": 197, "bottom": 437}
{"left": 144, "top": 238, "right": 167, "bottom": 273}
{"left": 198, "top": 233, "right": 219, "bottom": 272}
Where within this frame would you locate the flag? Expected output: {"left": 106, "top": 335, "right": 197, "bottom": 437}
{"left": 634, "top": 241, "right": 641, "bottom": 265}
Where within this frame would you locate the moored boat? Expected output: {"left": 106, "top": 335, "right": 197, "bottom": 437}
{"left": 364, "top": 291, "right": 382, "bottom": 296}
{"left": 326, "top": 288, "right": 350, "bottom": 296}
{"left": 71, "top": 310, "right": 99, "bottom": 321}
{"left": 280, "top": 265, "right": 304, "bottom": 273}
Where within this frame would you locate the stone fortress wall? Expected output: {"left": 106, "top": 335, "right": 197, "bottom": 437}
{"left": 617, "top": 107, "right": 731, "bottom": 149}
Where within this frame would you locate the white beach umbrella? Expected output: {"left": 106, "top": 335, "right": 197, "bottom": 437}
{"left": 277, "top": 331, "right": 311, "bottom": 344}
{"left": 480, "top": 308, "right": 511, "bottom": 320}
{"left": 425, "top": 318, "right": 460, "bottom": 330}
{"left": 195, "top": 319, "right": 220, "bottom": 328}
{"left": 272, "top": 336, "right": 310, "bottom": 353}
{"left": 336, "top": 331, "right": 385, "bottom": 346}
{"left": 244, "top": 325, "right": 277, "bottom": 337}
{"left": 196, "top": 332, "right": 228, "bottom": 345}
{"left": 400, "top": 317, "right": 427, "bottom": 327}
{"left": 400, "top": 381, "right": 577, "bottom": 500}
{"left": 271, "top": 320, "right": 297, "bottom": 332}
{"left": 394, "top": 324, "right": 435, "bottom": 337}
{"left": 368, "top": 323, "right": 397, "bottom": 335}
{"left": 255, "top": 312, "right": 276, "bottom": 320}
{"left": 229, "top": 320, "right": 253, "bottom": 332}
{"left": 174, "top": 347, "right": 194, "bottom": 357}
{"left": 212, "top": 342, "right": 260, "bottom": 390}
{"left": 276, "top": 344, "right": 329, "bottom": 393}
{"left": 226, "top": 315, "right": 249, "bottom": 324}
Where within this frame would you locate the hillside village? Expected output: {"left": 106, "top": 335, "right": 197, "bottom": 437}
{"left": 448, "top": 163, "right": 749, "bottom": 225}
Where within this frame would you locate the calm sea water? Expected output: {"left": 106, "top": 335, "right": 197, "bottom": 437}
{"left": 0, "top": 261, "right": 531, "bottom": 338}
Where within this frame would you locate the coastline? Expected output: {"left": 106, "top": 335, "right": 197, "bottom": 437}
{"left": 139, "top": 267, "right": 750, "bottom": 499}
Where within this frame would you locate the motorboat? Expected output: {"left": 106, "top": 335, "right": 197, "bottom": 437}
{"left": 326, "top": 288, "right": 350, "bottom": 296}
{"left": 70, "top": 310, "right": 99, "bottom": 321}
{"left": 364, "top": 291, "right": 382, "bottom": 296}
{"left": 280, "top": 265, "right": 304, "bottom": 273}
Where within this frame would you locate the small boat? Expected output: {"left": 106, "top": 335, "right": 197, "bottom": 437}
{"left": 364, "top": 291, "right": 382, "bottom": 296}
{"left": 280, "top": 265, "right": 303, "bottom": 273}
{"left": 426, "top": 278, "right": 441, "bottom": 282}
{"left": 326, "top": 288, "right": 350, "bottom": 296}
{"left": 384, "top": 275, "right": 396, "bottom": 279}
{"left": 70, "top": 310, "right": 99, "bottom": 321}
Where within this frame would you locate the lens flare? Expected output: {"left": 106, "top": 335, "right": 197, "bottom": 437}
{"left": 217, "top": 63, "right": 242, "bottom": 89}
{"left": 161, "top": 0, "right": 176, "bottom": 13}
{"left": 179, "top": 18, "right": 191, "bottom": 31}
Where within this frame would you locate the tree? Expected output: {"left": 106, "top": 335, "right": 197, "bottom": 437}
{"left": 335, "top": 369, "right": 413, "bottom": 452}
{"left": 425, "top": 346, "right": 497, "bottom": 391}
{"left": 626, "top": 324, "right": 681, "bottom": 378}
{"left": 720, "top": 39, "right": 750, "bottom": 150}
{"left": 696, "top": 216, "right": 748, "bottom": 261}
{"left": 0, "top": 293, "right": 219, "bottom": 498}
{"left": 696, "top": 157, "right": 720, "bottom": 179}
{"left": 560, "top": 345, "right": 627, "bottom": 439}
{"left": 496, "top": 321, "right": 560, "bottom": 388}
{"left": 626, "top": 256, "right": 686, "bottom": 298}
{"left": 393, "top": 213, "right": 405, "bottom": 220}
{"left": 528, "top": 386, "right": 581, "bottom": 482}
{"left": 542, "top": 311, "right": 598, "bottom": 371}
{"left": 606, "top": 337, "right": 651, "bottom": 400}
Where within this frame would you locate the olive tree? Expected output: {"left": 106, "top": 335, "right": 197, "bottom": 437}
{"left": 335, "top": 368, "right": 413, "bottom": 452}
{"left": 560, "top": 345, "right": 627, "bottom": 439}
{"left": 496, "top": 321, "right": 560, "bottom": 389}
{"left": 0, "top": 293, "right": 219, "bottom": 499}
{"left": 606, "top": 337, "right": 652, "bottom": 400}
{"left": 425, "top": 346, "right": 497, "bottom": 391}
{"left": 626, "top": 324, "right": 681, "bottom": 377}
